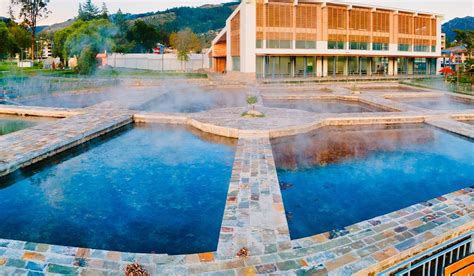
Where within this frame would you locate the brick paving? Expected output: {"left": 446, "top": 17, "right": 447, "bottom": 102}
{"left": 0, "top": 82, "right": 473, "bottom": 275}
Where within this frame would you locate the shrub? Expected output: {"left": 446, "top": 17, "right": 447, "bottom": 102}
{"left": 76, "top": 46, "right": 97, "bottom": 75}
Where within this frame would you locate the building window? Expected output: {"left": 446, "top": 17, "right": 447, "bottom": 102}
{"left": 256, "top": 40, "right": 263, "bottom": 48}
{"left": 349, "top": 42, "right": 368, "bottom": 50}
{"left": 398, "top": 44, "right": 411, "bottom": 51}
{"left": 267, "top": 40, "right": 292, "bottom": 49}
{"left": 232, "top": 57, "right": 240, "bottom": 71}
{"left": 414, "top": 58, "right": 427, "bottom": 74}
{"left": 373, "top": 43, "right": 388, "bottom": 51}
{"left": 414, "top": 45, "right": 429, "bottom": 52}
{"left": 431, "top": 45, "right": 436, "bottom": 52}
{"left": 328, "top": 41, "right": 345, "bottom": 49}
{"left": 296, "top": 40, "right": 316, "bottom": 49}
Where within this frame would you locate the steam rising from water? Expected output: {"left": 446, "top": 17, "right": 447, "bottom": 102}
{"left": 2, "top": 74, "right": 248, "bottom": 112}
{"left": 397, "top": 96, "right": 474, "bottom": 111}
{"left": 264, "top": 98, "right": 385, "bottom": 113}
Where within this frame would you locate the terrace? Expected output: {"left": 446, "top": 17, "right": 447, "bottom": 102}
{"left": 0, "top": 79, "right": 472, "bottom": 275}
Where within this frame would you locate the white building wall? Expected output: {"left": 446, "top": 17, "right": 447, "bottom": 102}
{"left": 107, "top": 53, "right": 209, "bottom": 71}
{"left": 240, "top": 0, "right": 257, "bottom": 73}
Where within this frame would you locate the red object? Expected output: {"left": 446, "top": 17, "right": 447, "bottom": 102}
{"left": 439, "top": 66, "right": 454, "bottom": 75}
{"left": 153, "top": 48, "right": 161, "bottom": 54}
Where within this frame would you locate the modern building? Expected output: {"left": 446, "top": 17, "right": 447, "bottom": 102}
{"left": 41, "top": 40, "right": 53, "bottom": 59}
{"left": 209, "top": 0, "right": 443, "bottom": 78}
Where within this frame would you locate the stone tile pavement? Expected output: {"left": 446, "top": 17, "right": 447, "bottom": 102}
{"left": 0, "top": 102, "right": 133, "bottom": 177}
{"left": 216, "top": 136, "right": 291, "bottom": 260}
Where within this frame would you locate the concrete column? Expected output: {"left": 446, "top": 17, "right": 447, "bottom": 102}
{"left": 316, "top": 57, "right": 323, "bottom": 77}
{"left": 240, "top": 1, "right": 257, "bottom": 74}
{"left": 226, "top": 21, "right": 232, "bottom": 72}
{"left": 388, "top": 58, "right": 394, "bottom": 76}
{"left": 393, "top": 58, "right": 398, "bottom": 76}
{"left": 408, "top": 58, "right": 414, "bottom": 75}
{"left": 322, "top": 56, "right": 328, "bottom": 77}
{"left": 343, "top": 57, "right": 349, "bottom": 76}
{"left": 367, "top": 58, "right": 372, "bottom": 76}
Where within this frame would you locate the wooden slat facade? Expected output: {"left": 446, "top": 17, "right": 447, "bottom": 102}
{"left": 230, "top": 11, "right": 240, "bottom": 57}
{"left": 252, "top": 1, "right": 437, "bottom": 47}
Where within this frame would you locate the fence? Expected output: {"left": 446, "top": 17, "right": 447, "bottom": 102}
{"left": 1, "top": 76, "right": 119, "bottom": 99}
{"left": 107, "top": 53, "right": 210, "bottom": 72}
{"left": 377, "top": 231, "right": 474, "bottom": 276}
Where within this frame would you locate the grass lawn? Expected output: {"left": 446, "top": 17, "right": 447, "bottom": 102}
{"left": 1, "top": 61, "right": 207, "bottom": 80}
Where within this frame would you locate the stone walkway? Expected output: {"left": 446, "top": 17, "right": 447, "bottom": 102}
{"left": 0, "top": 82, "right": 473, "bottom": 275}
{"left": 0, "top": 103, "right": 133, "bottom": 177}
{"left": 217, "top": 136, "right": 291, "bottom": 260}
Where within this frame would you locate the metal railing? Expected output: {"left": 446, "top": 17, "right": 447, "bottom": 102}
{"left": 377, "top": 231, "right": 474, "bottom": 276}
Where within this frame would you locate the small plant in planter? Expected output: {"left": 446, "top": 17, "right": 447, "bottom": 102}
{"left": 247, "top": 96, "right": 258, "bottom": 110}
{"left": 242, "top": 95, "right": 265, "bottom": 118}
{"left": 350, "top": 83, "right": 360, "bottom": 94}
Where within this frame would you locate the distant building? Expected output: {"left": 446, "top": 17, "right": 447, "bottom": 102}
{"left": 209, "top": 0, "right": 443, "bottom": 78}
{"left": 441, "top": 45, "right": 470, "bottom": 69}
{"left": 41, "top": 40, "right": 53, "bottom": 59}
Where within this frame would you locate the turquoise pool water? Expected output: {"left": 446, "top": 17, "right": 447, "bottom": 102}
{"left": 0, "top": 115, "right": 50, "bottom": 136}
{"left": 0, "top": 124, "right": 236, "bottom": 254}
{"left": 271, "top": 124, "right": 474, "bottom": 239}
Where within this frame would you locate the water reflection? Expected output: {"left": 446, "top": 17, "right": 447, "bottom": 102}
{"left": 398, "top": 97, "right": 474, "bottom": 111}
{"left": 272, "top": 124, "right": 434, "bottom": 170}
{"left": 264, "top": 99, "right": 385, "bottom": 113}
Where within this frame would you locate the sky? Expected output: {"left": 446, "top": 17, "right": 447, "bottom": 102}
{"left": 0, "top": 0, "right": 472, "bottom": 25}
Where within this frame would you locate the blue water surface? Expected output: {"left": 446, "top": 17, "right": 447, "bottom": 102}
{"left": 271, "top": 124, "right": 474, "bottom": 239}
{"left": 0, "top": 124, "right": 236, "bottom": 254}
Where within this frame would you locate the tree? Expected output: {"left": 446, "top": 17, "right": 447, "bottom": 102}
{"left": 76, "top": 45, "right": 97, "bottom": 74}
{"left": 112, "top": 8, "right": 127, "bottom": 32}
{"left": 9, "top": 0, "right": 50, "bottom": 59}
{"left": 454, "top": 29, "right": 474, "bottom": 60}
{"left": 53, "top": 20, "right": 85, "bottom": 62}
{"left": 0, "top": 22, "right": 13, "bottom": 59}
{"left": 126, "top": 20, "right": 159, "bottom": 53}
{"left": 8, "top": 21, "right": 31, "bottom": 57}
{"left": 64, "top": 19, "right": 116, "bottom": 56}
{"left": 169, "top": 28, "right": 202, "bottom": 63}
{"left": 100, "top": 2, "right": 108, "bottom": 19}
{"left": 78, "top": 0, "right": 100, "bottom": 21}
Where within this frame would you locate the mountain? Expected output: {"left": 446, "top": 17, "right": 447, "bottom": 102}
{"left": 38, "top": 2, "right": 239, "bottom": 35}
{"left": 129, "top": 2, "right": 239, "bottom": 34}
{"left": 442, "top": 16, "right": 474, "bottom": 42}
{"left": 37, "top": 19, "right": 76, "bottom": 33}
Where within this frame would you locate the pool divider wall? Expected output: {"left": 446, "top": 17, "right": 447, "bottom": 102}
{"left": 0, "top": 105, "right": 81, "bottom": 118}
{"left": 0, "top": 106, "right": 133, "bottom": 178}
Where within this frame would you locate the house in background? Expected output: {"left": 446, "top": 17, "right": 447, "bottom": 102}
{"left": 441, "top": 45, "right": 471, "bottom": 70}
